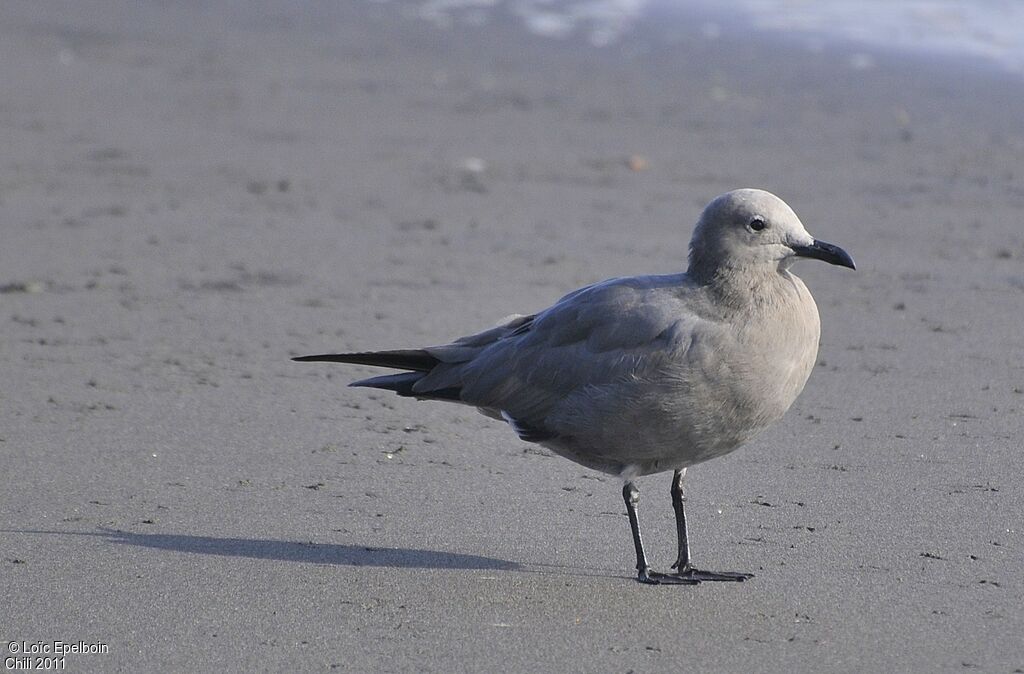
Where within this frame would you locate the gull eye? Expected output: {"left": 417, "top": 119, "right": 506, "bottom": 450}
{"left": 748, "top": 216, "right": 767, "bottom": 232}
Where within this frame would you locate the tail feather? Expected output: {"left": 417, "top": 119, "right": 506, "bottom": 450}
{"left": 350, "top": 372, "right": 462, "bottom": 399}
{"left": 350, "top": 372, "right": 463, "bottom": 402}
{"left": 350, "top": 372, "right": 423, "bottom": 396}
{"left": 292, "top": 349, "right": 438, "bottom": 372}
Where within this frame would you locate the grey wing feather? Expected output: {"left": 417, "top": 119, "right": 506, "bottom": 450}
{"left": 410, "top": 274, "right": 713, "bottom": 438}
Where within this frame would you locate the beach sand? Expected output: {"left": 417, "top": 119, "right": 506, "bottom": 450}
{"left": 2, "top": 1, "right": 1022, "bottom": 671}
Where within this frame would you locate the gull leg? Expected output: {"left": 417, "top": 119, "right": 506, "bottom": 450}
{"left": 670, "top": 468, "right": 753, "bottom": 582}
{"left": 622, "top": 481, "right": 698, "bottom": 585}
{"left": 670, "top": 469, "right": 692, "bottom": 571}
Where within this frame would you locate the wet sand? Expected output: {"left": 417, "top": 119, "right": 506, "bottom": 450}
{"left": 2, "top": 2, "right": 1022, "bottom": 671}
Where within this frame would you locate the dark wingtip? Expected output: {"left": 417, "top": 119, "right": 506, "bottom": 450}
{"left": 292, "top": 355, "right": 344, "bottom": 363}
{"left": 290, "top": 350, "right": 440, "bottom": 371}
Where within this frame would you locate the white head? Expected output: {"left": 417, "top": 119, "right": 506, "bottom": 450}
{"left": 687, "top": 189, "right": 854, "bottom": 279}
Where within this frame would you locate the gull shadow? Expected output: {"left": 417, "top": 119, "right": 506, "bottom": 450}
{"left": 7, "top": 528, "right": 521, "bottom": 571}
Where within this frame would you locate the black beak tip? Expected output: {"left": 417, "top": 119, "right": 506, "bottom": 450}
{"left": 832, "top": 247, "right": 856, "bottom": 270}
{"left": 834, "top": 247, "right": 856, "bottom": 271}
{"left": 793, "top": 240, "right": 856, "bottom": 271}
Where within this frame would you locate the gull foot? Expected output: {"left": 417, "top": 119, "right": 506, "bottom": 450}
{"left": 672, "top": 566, "right": 753, "bottom": 582}
{"left": 636, "top": 569, "right": 701, "bottom": 585}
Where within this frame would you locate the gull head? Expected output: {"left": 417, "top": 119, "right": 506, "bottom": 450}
{"left": 688, "top": 189, "right": 855, "bottom": 278}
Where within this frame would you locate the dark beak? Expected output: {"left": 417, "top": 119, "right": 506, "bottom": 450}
{"left": 791, "top": 239, "right": 856, "bottom": 270}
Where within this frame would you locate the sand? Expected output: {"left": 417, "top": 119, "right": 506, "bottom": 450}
{"left": 2, "top": 1, "right": 1022, "bottom": 671}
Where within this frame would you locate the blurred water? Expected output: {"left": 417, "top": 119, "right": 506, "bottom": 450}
{"left": 707, "top": 0, "right": 1024, "bottom": 73}
{"left": 413, "top": 0, "right": 1024, "bottom": 73}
